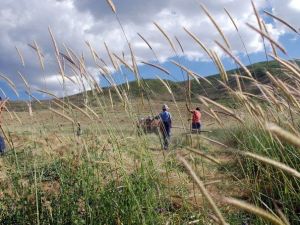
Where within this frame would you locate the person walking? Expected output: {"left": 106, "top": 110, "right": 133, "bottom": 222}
{"left": 186, "top": 104, "right": 202, "bottom": 132}
{"left": 159, "top": 104, "right": 172, "bottom": 150}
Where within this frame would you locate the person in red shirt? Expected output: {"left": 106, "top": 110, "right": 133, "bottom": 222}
{"left": 186, "top": 104, "right": 201, "bottom": 131}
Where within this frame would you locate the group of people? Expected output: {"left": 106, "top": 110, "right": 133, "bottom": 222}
{"left": 159, "top": 103, "right": 202, "bottom": 150}
{"left": 0, "top": 97, "right": 200, "bottom": 153}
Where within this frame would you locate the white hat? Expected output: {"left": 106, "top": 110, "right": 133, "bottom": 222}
{"left": 162, "top": 104, "right": 169, "bottom": 110}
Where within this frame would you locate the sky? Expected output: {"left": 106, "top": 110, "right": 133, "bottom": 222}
{"left": 0, "top": 0, "right": 300, "bottom": 100}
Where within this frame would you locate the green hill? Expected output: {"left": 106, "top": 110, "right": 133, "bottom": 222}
{"left": 7, "top": 59, "right": 298, "bottom": 111}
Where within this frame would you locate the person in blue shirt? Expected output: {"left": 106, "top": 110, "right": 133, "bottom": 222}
{"left": 159, "top": 104, "right": 172, "bottom": 150}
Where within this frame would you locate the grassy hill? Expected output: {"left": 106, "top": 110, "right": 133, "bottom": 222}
{"left": 7, "top": 59, "right": 298, "bottom": 111}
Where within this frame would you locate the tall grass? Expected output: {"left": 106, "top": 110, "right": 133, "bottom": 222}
{"left": 223, "top": 124, "right": 300, "bottom": 223}
{"left": 0, "top": 1, "right": 299, "bottom": 224}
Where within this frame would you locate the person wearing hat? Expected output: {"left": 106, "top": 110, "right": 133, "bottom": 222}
{"left": 159, "top": 104, "right": 172, "bottom": 150}
{"left": 186, "top": 104, "right": 201, "bottom": 132}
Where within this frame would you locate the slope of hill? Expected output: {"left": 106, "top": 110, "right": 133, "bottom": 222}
{"left": 6, "top": 60, "right": 297, "bottom": 111}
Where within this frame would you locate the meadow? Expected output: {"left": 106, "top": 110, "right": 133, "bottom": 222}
{"left": 0, "top": 1, "right": 300, "bottom": 224}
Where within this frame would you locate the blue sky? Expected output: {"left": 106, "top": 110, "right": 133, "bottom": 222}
{"left": 0, "top": 0, "right": 299, "bottom": 100}
{"left": 99, "top": 32, "right": 300, "bottom": 88}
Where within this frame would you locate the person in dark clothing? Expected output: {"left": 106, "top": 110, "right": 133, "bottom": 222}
{"left": 159, "top": 104, "right": 172, "bottom": 150}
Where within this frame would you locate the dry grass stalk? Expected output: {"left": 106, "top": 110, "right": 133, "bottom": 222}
{"left": 266, "top": 72, "right": 300, "bottom": 108}
{"left": 52, "top": 101, "right": 68, "bottom": 112}
{"left": 177, "top": 155, "right": 228, "bottom": 225}
{"left": 3, "top": 106, "right": 13, "bottom": 120}
{"left": 224, "top": 8, "right": 238, "bottom": 32}
{"left": 276, "top": 78, "right": 300, "bottom": 108}
{"left": 36, "top": 89, "right": 60, "bottom": 100}
{"left": 141, "top": 61, "right": 170, "bottom": 75}
{"left": 106, "top": 0, "right": 116, "bottom": 13}
{"left": 268, "top": 54, "right": 300, "bottom": 81}
{"left": 65, "top": 75, "right": 76, "bottom": 84}
{"left": 170, "top": 61, "right": 200, "bottom": 85}
{"left": 216, "top": 80, "right": 236, "bottom": 96}
{"left": 68, "top": 102, "right": 93, "bottom": 120}
{"left": 223, "top": 197, "right": 286, "bottom": 225}
{"left": 204, "top": 180, "right": 222, "bottom": 186}
{"left": 266, "top": 123, "right": 300, "bottom": 149}
{"left": 97, "top": 63, "right": 110, "bottom": 75}
{"left": 49, "top": 108, "right": 75, "bottom": 124}
{"left": 237, "top": 149, "right": 300, "bottom": 179}
{"left": 200, "top": 4, "right": 231, "bottom": 49}
{"left": 186, "top": 147, "right": 220, "bottom": 164}
{"left": 198, "top": 95, "right": 234, "bottom": 115}
{"left": 210, "top": 50, "right": 228, "bottom": 83}
{"left": 17, "top": 71, "right": 30, "bottom": 90}
{"left": 202, "top": 109, "right": 217, "bottom": 120}
{"left": 111, "top": 82, "right": 124, "bottom": 103}
{"left": 0, "top": 88, "right": 6, "bottom": 98}
{"left": 85, "top": 71, "right": 103, "bottom": 93}
{"left": 25, "top": 90, "right": 41, "bottom": 104}
{"left": 85, "top": 41, "right": 97, "bottom": 64}
{"left": 65, "top": 46, "right": 81, "bottom": 69}
{"left": 251, "top": 0, "right": 271, "bottom": 61}
{"left": 256, "top": 104, "right": 266, "bottom": 119}
{"left": 84, "top": 104, "right": 100, "bottom": 119}
{"left": 215, "top": 40, "right": 252, "bottom": 78}
{"left": 175, "top": 36, "right": 184, "bottom": 54}
{"left": 15, "top": 46, "right": 25, "bottom": 66}
{"left": 224, "top": 7, "right": 254, "bottom": 69}
{"left": 251, "top": 0, "right": 263, "bottom": 31}
{"left": 244, "top": 102, "right": 255, "bottom": 117}
{"left": 48, "top": 27, "right": 60, "bottom": 56}
{"left": 156, "top": 76, "right": 172, "bottom": 94}
{"left": 108, "top": 89, "right": 114, "bottom": 109}
{"left": 0, "top": 73, "right": 19, "bottom": 97}
{"left": 210, "top": 109, "right": 223, "bottom": 125}
{"left": 262, "top": 21, "right": 278, "bottom": 57}
{"left": 198, "top": 98, "right": 222, "bottom": 124}
{"left": 33, "top": 40, "right": 45, "bottom": 71}
{"left": 27, "top": 101, "right": 33, "bottom": 116}
{"left": 12, "top": 111, "right": 22, "bottom": 125}
{"left": 246, "top": 23, "right": 286, "bottom": 54}
{"left": 285, "top": 122, "right": 300, "bottom": 137}
{"left": 137, "top": 33, "right": 153, "bottom": 50}
{"left": 183, "top": 27, "right": 212, "bottom": 59}
{"left": 104, "top": 42, "right": 118, "bottom": 71}
{"left": 113, "top": 53, "right": 134, "bottom": 72}
{"left": 153, "top": 22, "right": 176, "bottom": 52}
{"left": 258, "top": 84, "right": 281, "bottom": 107}
{"left": 274, "top": 202, "right": 291, "bottom": 225}
{"left": 129, "top": 43, "right": 141, "bottom": 86}
{"left": 56, "top": 54, "right": 65, "bottom": 82}
{"left": 200, "top": 135, "right": 228, "bottom": 148}
{"left": 171, "top": 60, "right": 212, "bottom": 85}
{"left": 264, "top": 10, "right": 298, "bottom": 34}
{"left": 234, "top": 75, "right": 242, "bottom": 92}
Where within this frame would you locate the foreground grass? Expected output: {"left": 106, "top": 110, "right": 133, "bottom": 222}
{"left": 0, "top": 120, "right": 256, "bottom": 225}
{"left": 210, "top": 122, "right": 300, "bottom": 224}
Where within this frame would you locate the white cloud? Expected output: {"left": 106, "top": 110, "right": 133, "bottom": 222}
{"left": 0, "top": 0, "right": 298, "bottom": 98}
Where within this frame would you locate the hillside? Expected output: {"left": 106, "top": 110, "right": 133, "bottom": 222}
{"left": 7, "top": 60, "right": 297, "bottom": 111}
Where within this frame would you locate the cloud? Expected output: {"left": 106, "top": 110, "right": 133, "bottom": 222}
{"left": 0, "top": 0, "right": 298, "bottom": 98}
{"left": 268, "top": 0, "right": 300, "bottom": 33}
